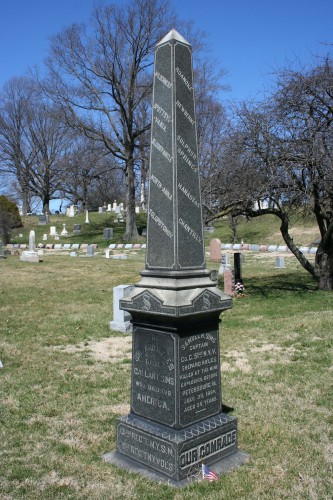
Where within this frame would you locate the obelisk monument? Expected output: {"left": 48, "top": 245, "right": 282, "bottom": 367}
{"left": 104, "top": 29, "right": 245, "bottom": 485}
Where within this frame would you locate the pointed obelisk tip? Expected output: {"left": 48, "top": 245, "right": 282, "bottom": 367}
{"left": 157, "top": 28, "right": 190, "bottom": 46}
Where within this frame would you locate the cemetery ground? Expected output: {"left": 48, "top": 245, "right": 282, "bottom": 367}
{"left": 1, "top": 228, "right": 332, "bottom": 498}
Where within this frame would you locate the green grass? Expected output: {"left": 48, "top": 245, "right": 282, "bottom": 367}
{"left": 11, "top": 212, "right": 148, "bottom": 248}
{"left": 1, "top": 250, "right": 332, "bottom": 499}
{"left": 211, "top": 213, "right": 320, "bottom": 247}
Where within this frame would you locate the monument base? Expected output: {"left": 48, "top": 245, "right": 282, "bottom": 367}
{"left": 109, "top": 320, "right": 133, "bottom": 333}
{"left": 20, "top": 251, "right": 39, "bottom": 263}
{"left": 104, "top": 412, "right": 247, "bottom": 485}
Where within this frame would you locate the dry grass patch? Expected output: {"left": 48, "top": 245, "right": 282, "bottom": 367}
{"left": 52, "top": 335, "right": 132, "bottom": 363}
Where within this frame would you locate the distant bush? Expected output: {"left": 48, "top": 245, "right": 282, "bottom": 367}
{"left": 0, "top": 196, "right": 23, "bottom": 244}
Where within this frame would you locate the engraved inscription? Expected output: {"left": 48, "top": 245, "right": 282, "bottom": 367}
{"left": 178, "top": 182, "right": 200, "bottom": 208}
{"left": 152, "top": 138, "right": 173, "bottom": 163}
{"left": 151, "top": 174, "right": 173, "bottom": 201}
{"left": 154, "top": 115, "right": 167, "bottom": 132}
{"left": 132, "top": 330, "right": 176, "bottom": 426}
{"left": 180, "top": 332, "right": 220, "bottom": 423}
{"left": 175, "top": 66, "right": 193, "bottom": 92}
{"left": 176, "top": 99, "right": 195, "bottom": 125}
{"left": 179, "top": 430, "right": 236, "bottom": 469}
{"left": 177, "top": 147, "right": 197, "bottom": 172}
{"left": 177, "top": 134, "right": 197, "bottom": 160}
{"left": 118, "top": 425, "right": 175, "bottom": 476}
{"left": 155, "top": 70, "right": 172, "bottom": 89}
{"left": 149, "top": 209, "right": 173, "bottom": 239}
{"left": 179, "top": 217, "right": 202, "bottom": 243}
{"left": 153, "top": 103, "right": 172, "bottom": 123}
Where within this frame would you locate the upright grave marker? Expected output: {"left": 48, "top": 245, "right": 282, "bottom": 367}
{"left": 104, "top": 29, "right": 246, "bottom": 485}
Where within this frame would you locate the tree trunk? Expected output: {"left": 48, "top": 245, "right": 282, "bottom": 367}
{"left": 315, "top": 244, "right": 333, "bottom": 291}
{"left": 124, "top": 155, "right": 139, "bottom": 241}
{"left": 43, "top": 195, "right": 51, "bottom": 215}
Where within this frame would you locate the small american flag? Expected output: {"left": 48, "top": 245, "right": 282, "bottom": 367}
{"left": 202, "top": 463, "right": 219, "bottom": 481}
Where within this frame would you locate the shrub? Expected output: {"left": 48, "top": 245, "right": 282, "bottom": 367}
{"left": 0, "top": 195, "right": 23, "bottom": 244}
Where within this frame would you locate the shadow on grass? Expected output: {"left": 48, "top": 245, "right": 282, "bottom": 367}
{"left": 244, "top": 272, "right": 318, "bottom": 297}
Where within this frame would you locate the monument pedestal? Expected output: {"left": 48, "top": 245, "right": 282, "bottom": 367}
{"left": 104, "top": 271, "right": 248, "bottom": 484}
{"left": 105, "top": 412, "right": 247, "bottom": 485}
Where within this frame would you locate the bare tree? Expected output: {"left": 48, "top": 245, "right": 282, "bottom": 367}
{"left": 209, "top": 57, "right": 333, "bottom": 290}
{"left": 0, "top": 77, "right": 35, "bottom": 214}
{"left": 42, "top": 0, "right": 175, "bottom": 240}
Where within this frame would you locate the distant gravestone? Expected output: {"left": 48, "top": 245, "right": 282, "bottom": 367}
{"left": 267, "top": 245, "right": 278, "bottom": 252}
{"left": 224, "top": 268, "right": 234, "bottom": 295}
{"left": 73, "top": 224, "right": 81, "bottom": 235}
{"left": 85, "top": 210, "right": 90, "bottom": 224}
{"left": 249, "top": 244, "right": 260, "bottom": 252}
{"left": 29, "top": 230, "right": 36, "bottom": 252}
{"left": 38, "top": 214, "right": 49, "bottom": 225}
{"left": 103, "top": 228, "right": 114, "bottom": 239}
{"left": 109, "top": 285, "right": 134, "bottom": 333}
{"left": 0, "top": 240, "right": 4, "bottom": 259}
{"left": 210, "top": 238, "right": 222, "bottom": 261}
{"left": 20, "top": 230, "right": 39, "bottom": 262}
{"left": 219, "top": 253, "right": 231, "bottom": 275}
{"left": 275, "top": 257, "right": 285, "bottom": 268}
{"left": 86, "top": 245, "right": 94, "bottom": 257}
{"left": 234, "top": 252, "right": 242, "bottom": 283}
{"left": 50, "top": 226, "right": 57, "bottom": 236}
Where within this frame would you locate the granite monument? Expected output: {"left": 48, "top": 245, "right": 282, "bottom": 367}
{"left": 104, "top": 29, "right": 245, "bottom": 485}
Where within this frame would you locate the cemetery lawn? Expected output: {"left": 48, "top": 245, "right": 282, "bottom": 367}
{"left": 0, "top": 252, "right": 332, "bottom": 499}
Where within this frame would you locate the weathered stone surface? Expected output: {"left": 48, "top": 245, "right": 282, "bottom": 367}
{"left": 110, "top": 412, "right": 238, "bottom": 482}
{"left": 109, "top": 29, "right": 239, "bottom": 485}
{"left": 20, "top": 251, "right": 39, "bottom": 263}
{"left": 146, "top": 30, "right": 204, "bottom": 272}
{"left": 110, "top": 285, "right": 134, "bottom": 333}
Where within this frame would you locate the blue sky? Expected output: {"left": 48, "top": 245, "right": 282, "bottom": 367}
{"left": 1, "top": 0, "right": 332, "bottom": 103}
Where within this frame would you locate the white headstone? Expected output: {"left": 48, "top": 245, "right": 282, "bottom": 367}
{"left": 50, "top": 226, "right": 57, "bottom": 236}
{"left": 29, "top": 230, "right": 36, "bottom": 252}
{"left": 85, "top": 210, "right": 90, "bottom": 224}
{"left": 61, "top": 224, "right": 68, "bottom": 236}
{"left": 110, "top": 285, "right": 134, "bottom": 333}
{"left": 42, "top": 234, "right": 48, "bottom": 241}
{"left": 275, "top": 257, "right": 285, "bottom": 268}
{"left": 107, "top": 204, "right": 112, "bottom": 212}
{"left": 67, "top": 205, "right": 75, "bottom": 217}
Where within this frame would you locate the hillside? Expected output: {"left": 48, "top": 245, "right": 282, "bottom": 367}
{"left": 10, "top": 211, "right": 320, "bottom": 248}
